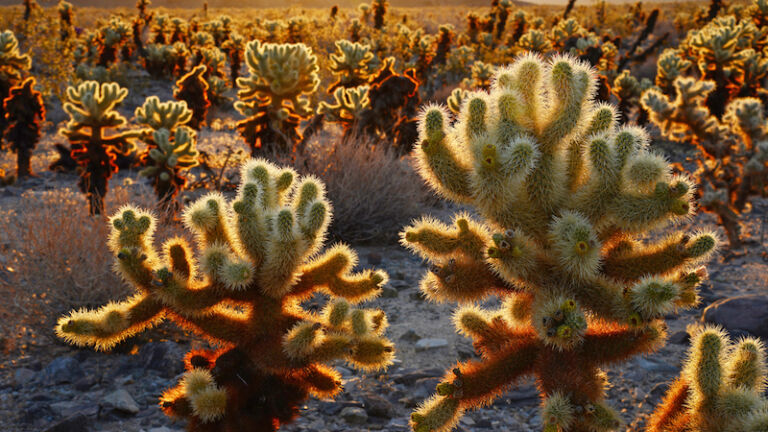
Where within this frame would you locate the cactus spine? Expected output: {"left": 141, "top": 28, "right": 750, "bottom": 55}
{"left": 403, "top": 54, "right": 717, "bottom": 432}
{"left": 56, "top": 159, "right": 394, "bottom": 431}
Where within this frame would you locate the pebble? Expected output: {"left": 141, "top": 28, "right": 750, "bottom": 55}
{"left": 102, "top": 389, "right": 140, "bottom": 414}
{"left": 340, "top": 406, "right": 368, "bottom": 425}
{"left": 415, "top": 338, "right": 448, "bottom": 351}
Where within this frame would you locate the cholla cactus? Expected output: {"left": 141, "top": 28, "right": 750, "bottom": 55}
{"left": 446, "top": 88, "right": 467, "bottom": 116}
{"left": 317, "top": 85, "right": 370, "bottom": 138}
{"left": 0, "top": 31, "right": 32, "bottom": 134}
{"left": 235, "top": 40, "right": 319, "bottom": 154}
{"left": 328, "top": 40, "right": 374, "bottom": 91}
{"left": 648, "top": 326, "right": 768, "bottom": 432}
{"left": 642, "top": 78, "right": 768, "bottom": 248}
{"left": 57, "top": 0, "right": 74, "bottom": 41}
{"left": 174, "top": 65, "right": 210, "bottom": 130}
{"left": 518, "top": 29, "right": 554, "bottom": 54}
{"left": 434, "top": 25, "right": 454, "bottom": 66}
{"left": 96, "top": 17, "right": 133, "bottom": 66}
{"left": 467, "top": 61, "right": 494, "bottom": 90}
{"left": 140, "top": 127, "right": 199, "bottom": 213}
{"left": 655, "top": 49, "right": 692, "bottom": 95}
{"left": 143, "top": 44, "right": 175, "bottom": 78}
{"left": 372, "top": 0, "right": 388, "bottom": 30}
{"left": 135, "top": 95, "right": 193, "bottom": 151}
{"left": 2, "top": 77, "right": 45, "bottom": 178}
{"left": 403, "top": 54, "right": 717, "bottom": 432}
{"left": 222, "top": 32, "right": 245, "bottom": 88}
{"left": 60, "top": 81, "right": 139, "bottom": 214}
{"left": 613, "top": 70, "right": 652, "bottom": 124}
{"left": 56, "top": 159, "right": 394, "bottom": 431}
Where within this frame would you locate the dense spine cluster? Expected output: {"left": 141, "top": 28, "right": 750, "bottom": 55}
{"left": 56, "top": 159, "right": 394, "bottom": 431}
{"left": 402, "top": 54, "right": 717, "bottom": 432}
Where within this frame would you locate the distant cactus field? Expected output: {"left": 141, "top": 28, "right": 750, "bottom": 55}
{"left": 1, "top": 1, "right": 768, "bottom": 432}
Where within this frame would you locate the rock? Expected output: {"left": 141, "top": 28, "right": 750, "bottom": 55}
{"left": 380, "top": 286, "right": 399, "bottom": 298}
{"left": 148, "top": 428, "right": 178, "bottom": 432}
{"left": 42, "top": 413, "right": 91, "bottom": 432}
{"left": 393, "top": 368, "right": 444, "bottom": 385}
{"left": 13, "top": 367, "right": 35, "bottom": 386}
{"left": 367, "top": 252, "right": 383, "bottom": 265}
{"left": 415, "top": 338, "right": 448, "bottom": 351}
{"left": 41, "top": 356, "right": 85, "bottom": 384}
{"left": 340, "top": 406, "right": 368, "bottom": 425}
{"left": 668, "top": 330, "right": 689, "bottom": 345}
{"left": 102, "top": 388, "right": 140, "bottom": 414}
{"left": 399, "top": 329, "right": 421, "bottom": 343}
{"left": 361, "top": 392, "right": 395, "bottom": 417}
{"left": 409, "top": 292, "right": 426, "bottom": 302}
{"left": 702, "top": 295, "right": 768, "bottom": 339}
{"left": 139, "top": 340, "right": 185, "bottom": 377}
{"left": 635, "top": 357, "right": 679, "bottom": 374}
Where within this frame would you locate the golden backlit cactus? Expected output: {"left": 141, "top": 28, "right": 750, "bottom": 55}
{"left": 648, "top": 326, "right": 768, "bottom": 432}
{"left": 56, "top": 159, "right": 393, "bottom": 431}
{"left": 403, "top": 54, "right": 717, "bottom": 432}
{"left": 328, "top": 40, "right": 375, "bottom": 91}
{"left": 235, "top": 40, "right": 320, "bottom": 154}
{"left": 642, "top": 77, "right": 768, "bottom": 248}
{"left": 60, "top": 81, "right": 140, "bottom": 215}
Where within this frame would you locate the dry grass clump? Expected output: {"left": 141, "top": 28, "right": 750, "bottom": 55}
{"left": 281, "top": 130, "right": 433, "bottom": 243}
{"left": 0, "top": 181, "right": 183, "bottom": 353}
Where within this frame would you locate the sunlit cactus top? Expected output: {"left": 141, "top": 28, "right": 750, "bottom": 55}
{"left": 648, "top": 326, "right": 768, "bottom": 432}
{"left": 135, "top": 96, "right": 193, "bottom": 132}
{"left": 0, "top": 30, "right": 31, "bottom": 80}
{"left": 56, "top": 158, "right": 394, "bottom": 431}
{"left": 235, "top": 40, "right": 320, "bottom": 118}
{"left": 403, "top": 53, "right": 717, "bottom": 432}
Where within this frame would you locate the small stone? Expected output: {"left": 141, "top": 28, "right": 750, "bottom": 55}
{"left": 703, "top": 295, "right": 768, "bottom": 339}
{"left": 380, "top": 286, "right": 399, "bottom": 298}
{"left": 415, "top": 338, "right": 448, "bottom": 351}
{"left": 13, "top": 367, "right": 35, "bottom": 386}
{"left": 102, "top": 388, "right": 140, "bottom": 414}
{"left": 42, "top": 356, "right": 85, "bottom": 384}
{"left": 361, "top": 392, "right": 395, "bottom": 417}
{"left": 139, "top": 341, "right": 185, "bottom": 377}
{"left": 668, "top": 330, "right": 689, "bottom": 345}
{"left": 340, "top": 406, "right": 368, "bottom": 425}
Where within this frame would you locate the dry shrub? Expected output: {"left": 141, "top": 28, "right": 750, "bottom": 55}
{"left": 0, "top": 180, "right": 184, "bottom": 353}
{"left": 277, "top": 130, "right": 433, "bottom": 243}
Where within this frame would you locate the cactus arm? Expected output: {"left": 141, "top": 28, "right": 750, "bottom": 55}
{"left": 647, "top": 378, "right": 691, "bottom": 432}
{"left": 603, "top": 233, "right": 716, "bottom": 281}
{"left": 401, "top": 215, "right": 490, "bottom": 261}
{"left": 610, "top": 178, "right": 694, "bottom": 232}
{"left": 288, "top": 244, "right": 386, "bottom": 303}
{"left": 414, "top": 107, "right": 474, "bottom": 202}
{"left": 419, "top": 256, "right": 515, "bottom": 303}
{"left": 55, "top": 294, "right": 165, "bottom": 351}
{"left": 580, "top": 321, "right": 666, "bottom": 366}
{"left": 411, "top": 338, "right": 539, "bottom": 432}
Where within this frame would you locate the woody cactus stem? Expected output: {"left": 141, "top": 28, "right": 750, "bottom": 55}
{"left": 403, "top": 54, "right": 717, "bottom": 432}
{"left": 56, "top": 159, "right": 394, "bottom": 432}
{"left": 2, "top": 77, "right": 45, "bottom": 178}
{"left": 647, "top": 326, "right": 768, "bottom": 432}
{"left": 60, "top": 81, "right": 139, "bottom": 215}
